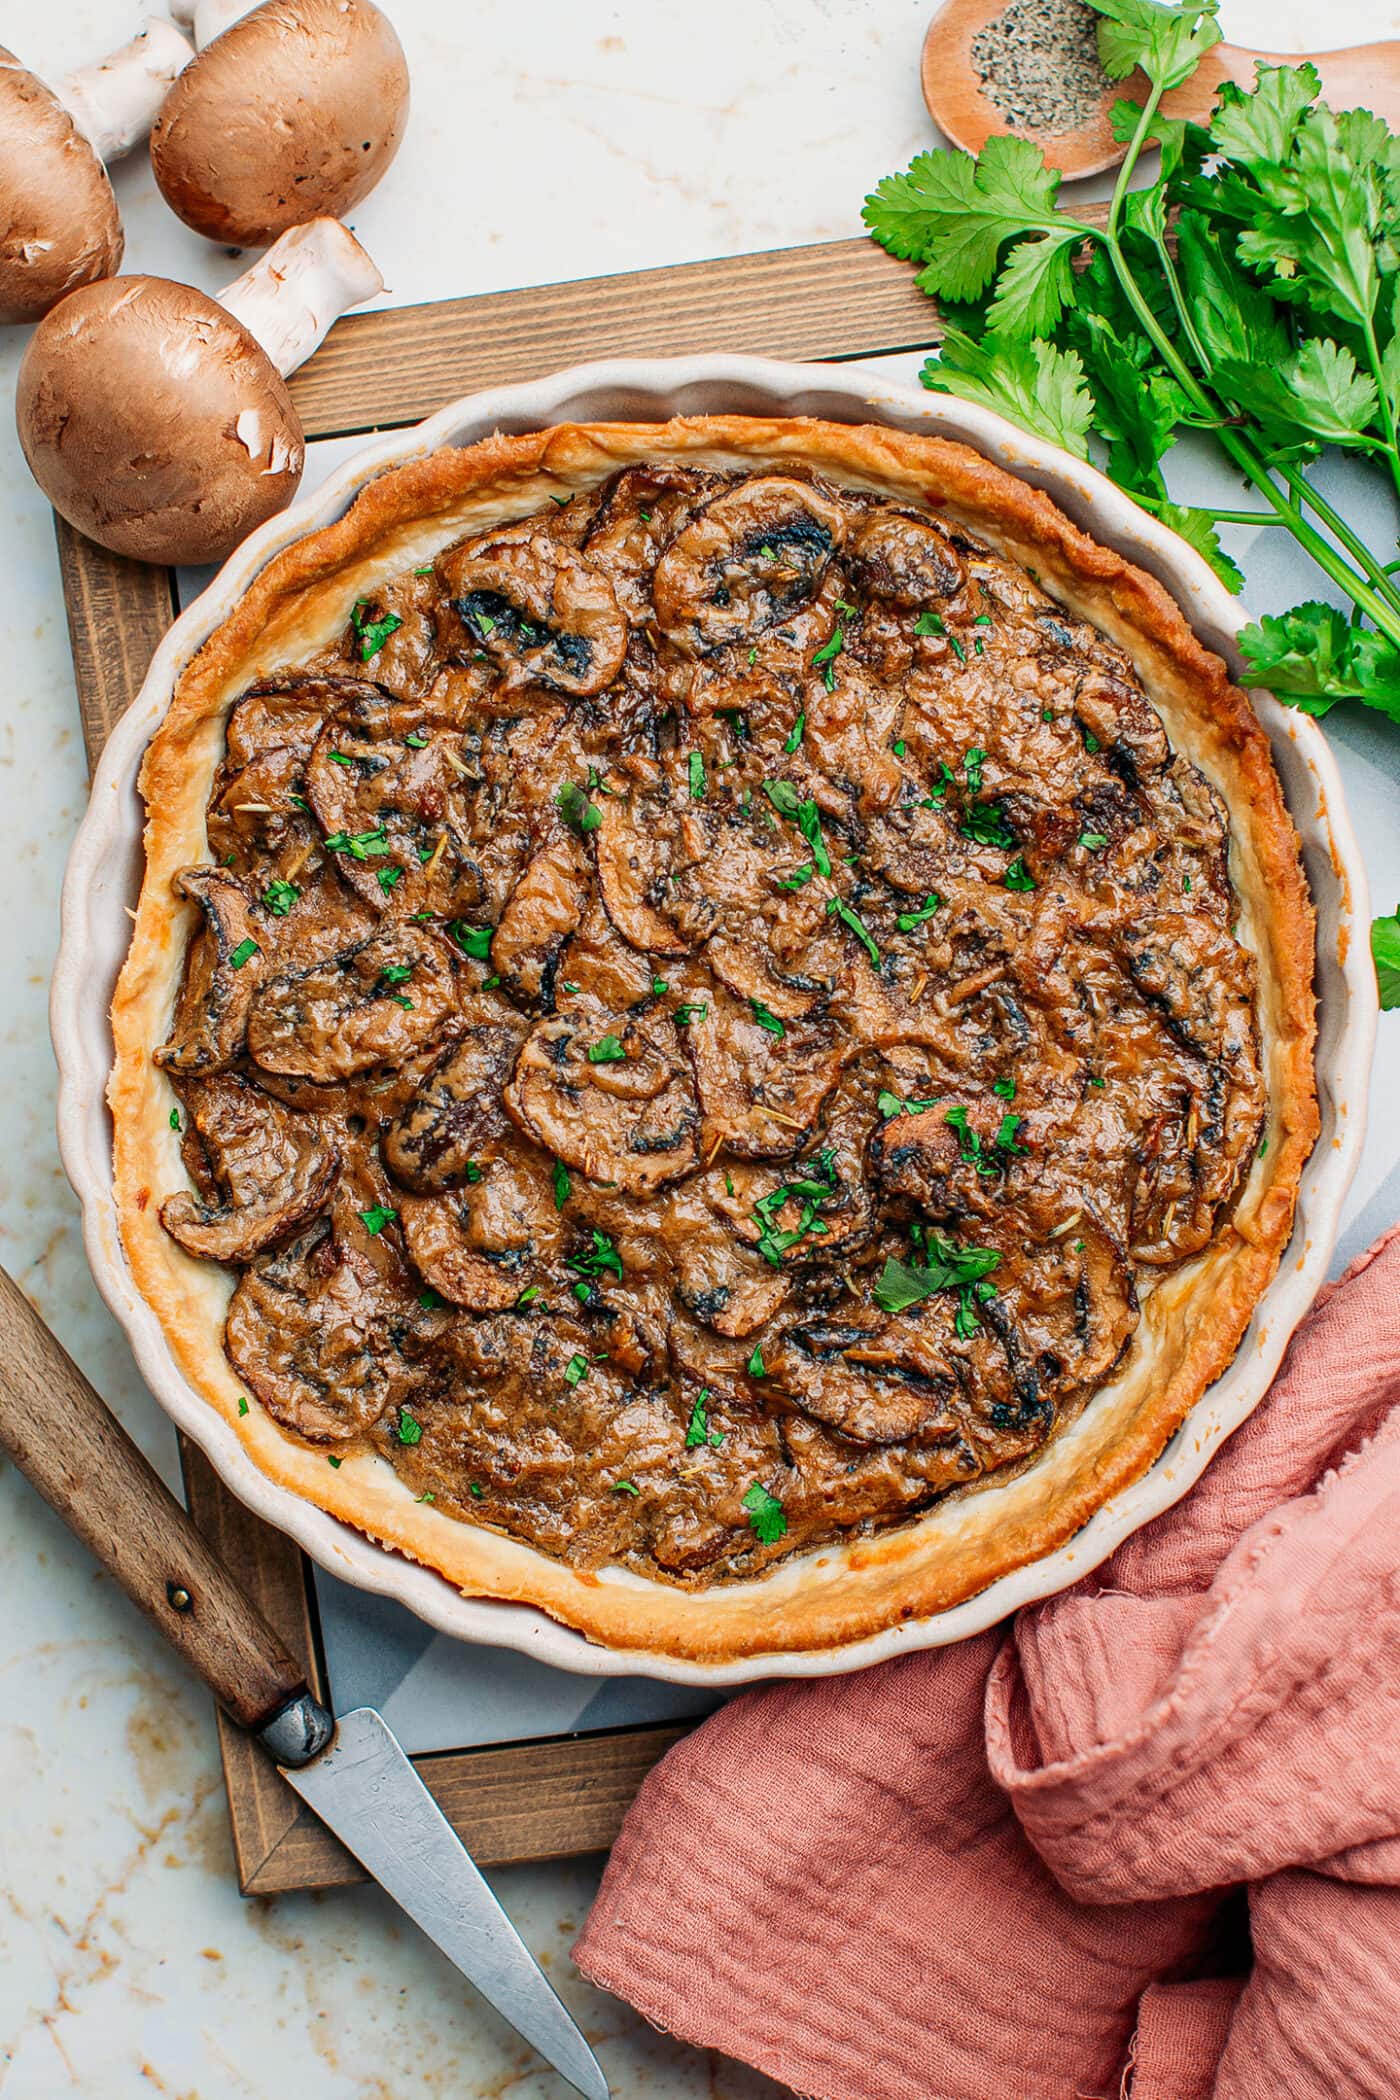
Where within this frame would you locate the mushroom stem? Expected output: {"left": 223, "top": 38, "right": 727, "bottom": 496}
{"left": 56, "top": 17, "right": 193, "bottom": 164}
{"left": 216, "top": 218, "right": 384, "bottom": 378}
{"left": 168, "top": 0, "right": 259, "bottom": 48}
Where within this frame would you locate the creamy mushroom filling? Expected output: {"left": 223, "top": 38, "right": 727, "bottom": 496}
{"left": 155, "top": 464, "right": 1265, "bottom": 1582}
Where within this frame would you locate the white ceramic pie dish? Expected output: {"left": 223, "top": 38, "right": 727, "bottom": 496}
{"left": 53, "top": 354, "right": 1373, "bottom": 1685}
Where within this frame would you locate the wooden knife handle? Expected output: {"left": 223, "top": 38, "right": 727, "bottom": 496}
{"left": 0, "top": 1264, "right": 310, "bottom": 1735}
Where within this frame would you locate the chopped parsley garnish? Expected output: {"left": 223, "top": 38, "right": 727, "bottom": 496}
{"left": 826, "top": 893, "right": 880, "bottom": 968}
{"left": 747, "top": 1345, "right": 766, "bottom": 1378}
{"left": 960, "top": 802, "right": 1017, "bottom": 850}
{"left": 688, "top": 750, "right": 707, "bottom": 799}
{"left": 948, "top": 634, "right": 967, "bottom": 663}
{"left": 1087, "top": 1074, "right": 1106, "bottom": 1089}
{"left": 419, "top": 1288, "right": 445, "bottom": 1308}
{"left": 1183, "top": 875, "right": 1193, "bottom": 893}
{"left": 913, "top": 610, "right": 945, "bottom": 637}
{"left": 359, "top": 1205, "right": 397, "bottom": 1235}
{"left": 611, "top": 1479, "right": 640, "bottom": 1496}
{"left": 963, "top": 747, "right": 986, "bottom": 791}
{"left": 811, "top": 614, "right": 846, "bottom": 691}
{"left": 469, "top": 1482, "right": 485, "bottom": 1498}
{"left": 262, "top": 878, "right": 300, "bottom": 916}
{"left": 238, "top": 1396, "right": 249, "bottom": 1417}
{"left": 448, "top": 921, "right": 493, "bottom": 960}
{"left": 567, "top": 1230, "right": 624, "bottom": 1284}
{"left": 228, "top": 938, "right": 259, "bottom": 970}
{"left": 750, "top": 998, "right": 785, "bottom": 1038}
{"left": 878, "top": 1088, "right": 940, "bottom": 1119}
{"left": 921, "top": 761, "right": 957, "bottom": 807}
{"left": 588, "top": 1034, "right": 626, "bottom": 1064}
{"left": 169, "top": 1108, "right": 181, "bottom": 1132}
{"left": 586, "top": 767, "right": 617, "bottom": 797}
{"left": 379, "top": 962, "right": 414, "bottom": 986}
{"left": 992, "top": 1075, "right": 1016, "bottom": 1101}
{"left": 973, "top": 614, "right": 992, "bottom": 627}
{"left": 396, "top": 1406, "right": 423, "bottom": 1446}
{"left": 639, "top": 508, "right": 653, "bottom": 522}
{"left": 351, "top": 600, "right": 403, "bottom": 662}
{"left": 675, "top": 1002, "right": 708, "bottom": 1025}
{"left": 741, "top": 1481, "right": 787, "bottom": 1544}
{"left": 462, "top": 1162, "right": 484, "bottom": 1182}
{"left": 778, "top": 863, "right": 815, "bottom": 891}
{"left": 556, "top": 780, "right": 602, "bottom": 836}
{"left": 944, "top": 1105, "right": 996, "bottom": 1177}
{"left": 1082, "top": 729, "right": 1100, "bottom": 753}
{"left": 328, "top": 751, "right": 355, "bottom": 768}
{"left": 552, "top": 1160, "right": 571, "bottom": 1209}
{"left": 564, "top": 1354, "right": 590, "bottom": 1388}
{"left": 327, "top": 1455, "right": 342, "bottom": 1469}
{"left": 562, "top": 980, "right": 580, "bottom": 993}
{"left": 388, "top": 992, "right": 413, "bottom": 1010}
{"left": 685, "top": 1388, "right": 725, "bottom": 1449}
{"left": 651, "top": 976, "right": 669, "bottom": 995}
{"left": 783, "top": 712, "right": 806, "bottom": 754}
{"left": 896, "top": 892, "right": 941, "bottom": 932}
{"left": 752, "top": 1150, "right": 839, "bottom": 1266}
{"left": 416, "top": 1491, "right": 436, "bottom": 1504}
{"left": 747, "top": 647, "right": 758, "bottom": 667}
{"left": 323, "top": 824, "right": 390, "bottom": 860}
{"left": 872, "top": 1235, "right": 1001, "bottom": 1314}
{"left": 515, "top": 1285, "right": 541, "bottom": 1308}
{"left": 764, "top": 778, "right": 832, "bottom": 877}
{"left": 404, "top": 730, "right": 430, "bottom": 748}
{"left": 1004, "top": 856, "right": 1036, "bottom": 892}
{"left": 994, "top": 1111, "right": 1028, "bottom": 1154}
{"left": 377, "top": 866, "right": 402, "bottom": 893}
{"left": 1079, "top": 831, "right": 1109, "bottom": 852}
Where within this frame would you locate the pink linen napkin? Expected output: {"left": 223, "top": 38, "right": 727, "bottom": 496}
{"left": 575, "top": 1224, "right": 1400, "bottom": 2099}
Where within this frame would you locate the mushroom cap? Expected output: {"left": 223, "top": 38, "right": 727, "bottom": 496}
{"left": 0, "top": 46, "right": 122, "bottom": 324}
{"left": 16, "top": 275, "right": 305, "bottom": 566}
{"left": 150, "top": 0, "right": 410, "bottom": 247}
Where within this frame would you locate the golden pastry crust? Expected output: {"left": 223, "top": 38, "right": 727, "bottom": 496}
{"left": 109, "top": 416, "right": 1318, "bottom": 1662}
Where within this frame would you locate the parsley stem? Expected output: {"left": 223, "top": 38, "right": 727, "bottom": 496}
{"left": 1273, "top": 462, "right": 1400, "bottom": 621}
{"left": 1361, "top": 311, "right": 1400, "bottom": 508}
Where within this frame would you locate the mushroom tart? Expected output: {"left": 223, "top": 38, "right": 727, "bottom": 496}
{"left": 111, "top": 417, "right": 1318, "bottom": 1662}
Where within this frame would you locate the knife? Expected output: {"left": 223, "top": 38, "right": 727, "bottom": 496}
{"left": 0, "top": 1264, "right": 610, "bottom": 2100}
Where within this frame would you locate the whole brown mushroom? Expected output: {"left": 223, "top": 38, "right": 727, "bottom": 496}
{"left": 15, "top": 217, "right": 382, "bottom": 566}
{"left": 151, "top": 0, "right": 410, "bottom": 247}
{"left": 0, "top": 22, "right": 192, "bottom": 324}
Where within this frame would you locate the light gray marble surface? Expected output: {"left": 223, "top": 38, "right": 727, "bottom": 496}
{"left": 2, "top": 2, "right": 1396, "bottom": 2095}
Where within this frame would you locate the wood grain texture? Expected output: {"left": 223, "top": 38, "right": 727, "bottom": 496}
{"left": 288, "top": 235, "right": 938, "bottom": 437}
{"left": 56, "top": 515, "right": 177, "bottom": 752}
{"left": 0, "top": 1267, "right": 309, "bottom": 1733}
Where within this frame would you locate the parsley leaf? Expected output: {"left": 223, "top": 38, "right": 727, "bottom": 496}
{"left": 552, "top": 1159, "right": 571, "bottom": 1209}
{"left": 784, "top": 712, "right": 806, "bottom": 753}
{"left": 228, "top": 937, "right": 259, "bottom": 970}
{"left": 896, "top": 892, "right": 941, "bottom": 931}
{"left": 684, "top": 1388, "right": 725, "bottom": 1449}
{"left": 1088, "top": 0, "right": 1222, "bottom": 92}
{"left": 556, "top": 781, "right": 602, "bottom": 835}
{"left": 395, "top": 1406, "right": 422, "bottom": 1446}
{"left": 1373, "top": 907, "right": 1400, "bottom": 1009}
{"left": 448, "top": 921, "right": 494, "bottom": 960}
{"left": 923, "top": 331, "right": 1095, "bottom": 460}
{"left": 750, "top": 998, "right": 786, "bottom": 1037}
{"left": 688, "top": 750, "right": 707, "bottom": 799}
{"left": 873, "top": 1235, "right": 1001, "bottom": 1313}
{"left": 741, "top": 1481, "right": 788, "bottom": 1544}
{"left": 359, "top": 1204, "right": 397, "bottom": 1236}
{"left": 747, "top": 1345, "right": 766, "bottom": 1378}
{"left": 351, "top": 600, "right": 403, "bottom": 661}
{"left": 262, "top": 878, "right": 300, "bottom": 916}
{"left": 588, "top": 1034, "right": 626, "bottom": 1064}
{"left": 566, "top": 1230, "right": 624, "bottom": 1282}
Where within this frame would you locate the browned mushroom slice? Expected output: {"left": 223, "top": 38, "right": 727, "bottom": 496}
{"left": 384, "top": 1016, "right": 525, "bottom": 1191}
{"left": 1128, "top": 1057, "right": 1263, "bottom": 1266}
{"left": 304, "top": 715, "right": 484, "bottom": 915}
{"left": 491, "top": 830, "right": 586, "bottom": 1005}
{"left": 766, "top": 1312, "right": 964, "bottom": 1445}
{"left": 556, "top": 894, "right": 658, "bottom": 1011}
{"left": 996, "top": 1220, "right": 1138, "bottom": 1404}
{"left": 159, "top": 1074, "right": 339, "bottom": 1263}
{"left": 247, "top": 927, "right": 459, "bottom": 1083}
{"left": 594, "top": 796, "right": 694, "bottom": 957}
{"left": 505, "top": 1010, "right": 700, "bottom": 1195}
{"left": 871, "top": 1100, "right": 1016, "bottom": 1222}
{"left": 582, "top": 464, "right": 716, "bottom": 622}
{"left": 226, "top": 674, "right": 386, "bottom": 767}
{"left": 227, "top": 1221, "right": 426, "bottom": 1444}
{"left": 848, "top": 510, "right": 967, "bottom": 607}
{"left": 155, "top": 866, "right": 264, "bottom": 1076}
{"left": 653, "top": 478, "right": 847, "bottom": 652}
{"left": 683, "top": 995, "right": 844, "bottom": 1160}
{"left": 436, "top": 531, "right": 627, "bottom": 696}
{"left": 400, "top": 1155, "right": 561, "bottom": 1311}
{"left": 664, "top": 1178, "right": 792, "bottom": 1337}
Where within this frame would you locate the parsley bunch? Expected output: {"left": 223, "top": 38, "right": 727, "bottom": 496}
{"left": 865, "top": 0, "right": 1400, "bottom": 1000}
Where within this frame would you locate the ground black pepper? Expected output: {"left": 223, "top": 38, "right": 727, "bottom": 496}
{"left": 970, "top": 0, "right": 1108, "bottom": 135}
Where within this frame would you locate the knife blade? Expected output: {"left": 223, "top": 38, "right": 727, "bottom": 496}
{"left": 273, "top": 1702, "right": 609, "bottom": 2100}
{"left": 0, "top": 1264, "right": 610, "bottom": 2100}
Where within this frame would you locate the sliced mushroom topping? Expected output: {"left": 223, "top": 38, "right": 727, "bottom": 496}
{"left": 226, "top": 674, "right": 387, "bottom": 768}
{"left": 155, "top": 867, "right": 264, "bottom": 1076}
{"left": 848, "top": 510, "right": 967, "bottom": 607}
{"left": 304, "top": 713, "right": 484, "bottom": 915}
{"left": 247, "top": 927, "right": 459, "bottom": 1082}
{"left": 505, "top": 1009, "right": 700, "bottom": 1195}
{"left": 159, "top": 1074, "right": 339, "bottom": 1263}
{"left": 227, "top": 1219, "right": 429, "bottom": 1444}
{"left": 436, "top": 530, "right": 628, "bottom": 696}
{"left": 1128, "top": 1057, "right": 1263, "bottom": 1265}
{"left": 683, "top": 993, "right": 845, "bottom": 1160}
{"left": 665, "top": 1177, "right": 792, "bottom": 1337}
{"left": 491, "top": 830, "right": 586, "bottom": 1005}
{"left": 384, "top": 1017, "right": 527, "bottom": 1192}
{"left": 995, "top": 1218, "right": 1138, "bottom": 1405}
{"left": 400, "top": 1157, "right": 561, "bottom": 1311}
{"left": 653, "top": 477, "right": 847, "bottom": 653}
{"left": 582, "top": 464, "right": 715, "bottom": 623}
{"left": 594, "top": 795, "right": 694, "bottom": 957}
{"left": 767, "top": 1313, "right": 965, "bottom": 1445}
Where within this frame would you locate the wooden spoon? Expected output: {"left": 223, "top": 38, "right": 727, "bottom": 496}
{"left": 922, "top": 0, "right": 1400, "bottom": 178}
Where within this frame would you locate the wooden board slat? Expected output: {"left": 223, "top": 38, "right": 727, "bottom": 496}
{"left": 289, "top": 235, "right": 939, "bottom": 437}
{"left": 56, "top": 517, "right": 176, "bottom": 758}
